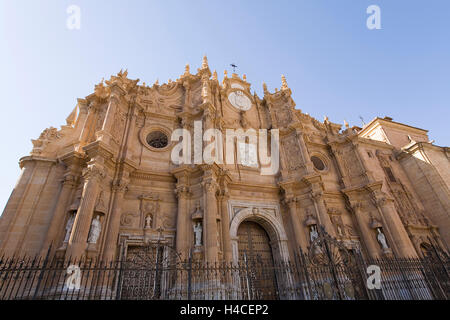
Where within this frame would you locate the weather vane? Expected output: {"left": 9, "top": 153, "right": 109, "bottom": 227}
{"left": 230, "top": 63, "right": 238, "bottom": 73}
{"left": 359, "top": 115, "right": 366, "bottom": 126}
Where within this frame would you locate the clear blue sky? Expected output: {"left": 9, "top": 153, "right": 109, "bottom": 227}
{"left": 0, "top": 0, "right": 449, "bottom": 213}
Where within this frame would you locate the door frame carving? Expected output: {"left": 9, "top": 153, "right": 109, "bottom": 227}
{"left": 228, "top": 201, "right": 290, "bottom": 264}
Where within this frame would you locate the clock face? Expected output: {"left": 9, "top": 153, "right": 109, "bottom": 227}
{"left": 228, "top": 90, "right": 252, "bottom": 111}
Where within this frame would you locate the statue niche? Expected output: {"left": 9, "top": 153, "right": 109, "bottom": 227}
{"left": 88, "top": 215, "right": 102, "bottom": 244}
{"left": 144, "top": 214, "right": 153, "bottom": 229}
{"left": 139, "top": 193, "right": 160, "bottom": 229}
{"left": 191, "top": 201, "right": 203, "bottom": 252}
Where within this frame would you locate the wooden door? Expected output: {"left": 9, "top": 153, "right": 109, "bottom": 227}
{"left": 237, "top": 221, "right": 279, "bottom": 299}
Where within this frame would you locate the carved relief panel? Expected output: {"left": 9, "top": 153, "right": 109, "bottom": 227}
{"left": 111, "top": 108, "right": 127, "bottom": 144}
{"left": 281, "top": 132, "right": 304, "bottom": 171}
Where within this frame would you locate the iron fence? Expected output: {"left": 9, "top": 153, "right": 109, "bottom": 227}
{"left": 0, "top": 250, "right": 448, "bottom": 300}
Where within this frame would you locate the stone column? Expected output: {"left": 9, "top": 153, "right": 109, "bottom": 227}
{"left": 310, "top": 190, "right": 335, "bottom": 237}
{"left": 39, "top": 170, "right": 78, "bottom": 257}
{"left": 175, "top": 185, "right": 191, "bottom": 261}
{"left": 219, "top": 190, "right": 232, "bottom": 264}
{"left": 77, "top": 101, "right": 98, "bottom": 152}
{"left": 203, "top": 178, "right": 219, "bottom": 263}
{"left": 66, "top": 161, "right": 104, "bottom": 260}
{"left": 0, "top": 159, "right": 36, "bottom": 251}
{"left": 97, "top": 84, "right": 123, "bottom": 144}
{"left": 350, "top": 201, "right": 380, "bottom": 258}
{"left": 102, "top": 179, "right": 128, "bottom": 261}
{"left": 285, "top": 197, "right": 308, "bottom": 252}
{"left": 375, "top": 197, "right": 418, "bottom": 258}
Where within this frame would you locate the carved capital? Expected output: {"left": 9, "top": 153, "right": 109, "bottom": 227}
{"left": 374, "top": 196, "right": 387, "bottom": 208}
{"left": 202, "top": 179, "right": 218, "bottom": 194}
{"left": 310, "top": 191, "right": 323, "bottom": 202}
{"left": 217, "top": 187, "right": 230, "bottom": 200}
{"left": 88, "top": 99, "right": 104, "bottom": 114}
{"left": 175, "top": 185, "right": 191, "bottom": 199}
{"left": 203, "top": 107, "right": 214, "bottom": 121}
{"left": 350, "top": 201, "right": 363, "bottom": 213}
{"left": 62, "top": 173, "right": 78, "bottom": 187}
{"left": 82, "top": 164, "right": 105, "bottom": 182}
{"left": 112, "top": 179, "right": 128, "bottom": 193}
{"left": 282, "top": 196, "right": 298, "bottom": 207}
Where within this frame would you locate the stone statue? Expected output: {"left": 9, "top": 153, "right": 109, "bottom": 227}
{"left": 376, "top": 228, "right": 389, "bottom": 250}
{"left": 193, "top": 222, "right": 202, "bottom": 246}
{"left": 310, "top": 225, "right": 319, "bottom": 243}
{"left": 88, "top": 215, "right": 101, "bottom": 244}
{"left": 63, "top": 213, "right": 76, "bottom": 243}
{"left": 145, "top": 215, "right": 152, "bottom": 229}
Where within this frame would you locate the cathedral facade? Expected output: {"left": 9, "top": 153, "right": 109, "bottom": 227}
{"left": 0, "top": 57, "right": 448, "bottom": 271}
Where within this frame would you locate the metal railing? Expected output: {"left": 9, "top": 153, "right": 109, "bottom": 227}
{"left": 0, "top": 250, "right": 448, "bottom": 300}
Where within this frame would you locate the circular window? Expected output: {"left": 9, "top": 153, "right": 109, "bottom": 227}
{"left": 146, "top": 131, "right": 168, "bottom": 149}
{"left": 311, "top": 156, "right": 325, "bottom": 171}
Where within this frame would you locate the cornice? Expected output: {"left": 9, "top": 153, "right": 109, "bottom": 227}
{"left": 19, "top": 155, "right": 57, "bottom": 169}
{"left": 228, "top": 181, "right": 279, "bottom": 194}
{"left": 130, "top": 170, "right": 176, "bottom": 183}
{"left": 57, "top": 150, "right": 88, "bottom": 167}
{"left": 341, "top": 180, "right": 383, "bottom": 197}
{"left": 356, "top": 136, "right": 395, "bottom": 150}
{"left": 358, "top": 117, "right": 428, "bottom": 137}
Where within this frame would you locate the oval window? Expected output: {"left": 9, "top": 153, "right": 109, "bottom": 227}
{"left": 311, "top": 156, "right": 325, "bottom": 171}
{"left": 146, "top": 131, "right": 168, "bottom": 149}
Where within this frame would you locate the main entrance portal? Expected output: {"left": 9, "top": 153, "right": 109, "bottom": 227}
{"left": 237, "top": 221, "right": 279, "bottom": 299}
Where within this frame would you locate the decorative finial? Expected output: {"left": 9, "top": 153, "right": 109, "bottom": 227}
{"left": 185, "top": 64, "right": 190, "bottom": 75}
{"left": 142, "top": 82, "right": 146, "bottom": 87}
{"left": 243, "top": 74, "right": 247, "bottom": 81}
{"left": 344, "top": 120, "right": 349, "bottom": 129}
{"left": 212, "top": 70, "right": 218, "bottom": 81}
{"left": 281, "top": 75, "right": 288, "bottom": 90}
{"left": 224, "top": 70, "right": 228, "bottom": 78}
{"left": 168, "top": 79, "right": 172, "bottom": 83}
{"left": 263, "top": 82, "right": 268, "bottom": 93}
{"left": 324, "top": 116, "right": 329, "bottom": 122}
{"left": 155, "top": 79, "right": 159, "bottom": 86}
{"left": 202, "top": 55, "right": 208, "bottom": 69}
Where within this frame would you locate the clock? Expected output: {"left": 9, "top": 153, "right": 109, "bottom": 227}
{"left": 228, "top": 90, "right": 252, "bottom": 111}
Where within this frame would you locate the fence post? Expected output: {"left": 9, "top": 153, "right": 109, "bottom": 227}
{"left": 32, "top": 244, "right": 52, "bottom": 299}
{"left": 187, "top": 249, "right": 192, "bottom": 300}
{"left": 295, "top": 248, "right": 311, "bottom": 300}
{"left": 243, "top": 252, "right": 252, "bottom": 300}
{"left": 115, "top": 245, "right": 126, "bottom": 300}
{"left": 353, "top": 250, "right": 380, "bottom": 300}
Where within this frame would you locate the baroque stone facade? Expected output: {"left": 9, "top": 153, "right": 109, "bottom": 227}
{"left": 0, "top": 57, "right": 448, "bottom": 265}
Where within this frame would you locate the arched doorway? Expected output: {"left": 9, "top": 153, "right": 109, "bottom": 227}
{"left": 237, "top": 221, "right": 279, "bottom": 299}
